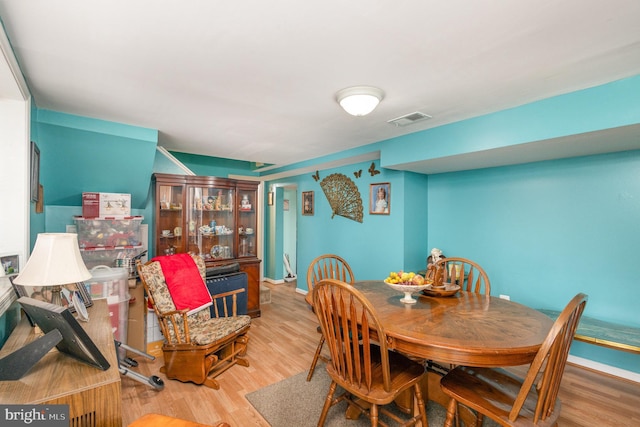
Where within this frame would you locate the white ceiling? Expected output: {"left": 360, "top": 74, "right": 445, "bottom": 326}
{"left": 1, "top": 0, "right": 640, "bottom": 171}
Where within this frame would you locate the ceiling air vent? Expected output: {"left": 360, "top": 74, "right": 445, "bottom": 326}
{"left": 387, "top": 111, "right": 432, "bottom": 127}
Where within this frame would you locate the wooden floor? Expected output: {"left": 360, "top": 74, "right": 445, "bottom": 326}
{"left": 121, "top": 282, "right": 640, "bottom": 427}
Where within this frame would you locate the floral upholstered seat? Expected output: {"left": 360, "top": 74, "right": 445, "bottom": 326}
{"left": 137, "top": 253, "right": 250, "bottom": 389}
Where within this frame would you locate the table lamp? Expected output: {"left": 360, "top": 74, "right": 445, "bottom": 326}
{"left": 13, "top": 233, "right": 91, "bottom": 307}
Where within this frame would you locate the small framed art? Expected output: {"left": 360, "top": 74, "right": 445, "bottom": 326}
{"left": 302, "top": 191, "right": 314, "bottom": 215}
{"left": 370, "top": 182, "right": 390, "bottom": 215}
{"left": 1, "top": 254, "right": 20, "bottom": 276}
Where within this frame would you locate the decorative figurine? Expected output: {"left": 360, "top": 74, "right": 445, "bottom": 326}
{"left": 426, "top": 263, "right": 445, "bottom": 288}
{"left": 241, "top": 194, "right": 251, "bottom": 210}
{"left": 427, "top": 247, "right": 444, "bottom": 267}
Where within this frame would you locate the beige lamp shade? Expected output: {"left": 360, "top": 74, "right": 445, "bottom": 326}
{"left": 13, "top": 233, "right": 91, "bottom": 287}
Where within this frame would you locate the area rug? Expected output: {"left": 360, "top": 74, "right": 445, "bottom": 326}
{"left": 246, "top": 367, "right": 498, "bottom": 427}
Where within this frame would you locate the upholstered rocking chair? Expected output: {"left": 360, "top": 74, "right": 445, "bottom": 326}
{"left": 137, "top": 253, "right": 250, "bottom": 390}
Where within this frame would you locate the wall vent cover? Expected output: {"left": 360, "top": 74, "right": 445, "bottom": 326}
{"left": 387, "top": 111, "right": 432, "bottom": 127}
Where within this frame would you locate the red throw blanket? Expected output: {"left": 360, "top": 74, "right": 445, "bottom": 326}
{"left": 152, "top": 253, "right": 211, "bottom": 312}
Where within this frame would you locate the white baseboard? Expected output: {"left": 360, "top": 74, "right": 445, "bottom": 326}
{"left": 568, "top": 355, "right": 640, "bottom": 383}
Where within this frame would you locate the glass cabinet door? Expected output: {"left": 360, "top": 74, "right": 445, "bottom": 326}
{"left": 157, "top": 184, "right": 184, "bottom": 256}
{"left": 187, "top": 186, "right": 235, "bottom": 261}
{"left": 237, "top": 186, "right": 257, "bottom": 258}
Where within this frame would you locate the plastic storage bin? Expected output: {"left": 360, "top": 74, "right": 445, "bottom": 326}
{"left": 80, "top": 247, "right": 143, "bottom": 270}
{"left": 75, "top": 215, "right": 144, "bottom": 271}
{"left": 85, "top": 266, "right": 130, "bottom": 356}
{"left": 74, "top": 216, "right": 143, "bottom": 249}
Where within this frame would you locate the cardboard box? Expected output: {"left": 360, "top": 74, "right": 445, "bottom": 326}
{"left": 146, "top": 340, "right": 164, "bottom": 358}
{"left": 82, "top": 192, "right": 131, "bottom": 218}
{"left": 126, "top": 280, "right": 147, "bottom": 354}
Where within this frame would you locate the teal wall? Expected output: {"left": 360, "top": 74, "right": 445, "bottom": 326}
{"left": 153, "top": 150, "right": 189, "bottom": 175}
{"left": 35, "top": 110, "right": 157, "bottom": 208}
{"left": 265, "top": 160, "right": 429, "bottom": 286}
{"left": 426, "top": 150, "right": 640, "bottom": 372}
{"left": 427, "top": 151, "right": 640, "bottom": 324}
{"left": 31, "top": 109, "right": 158, "bottom": 247}
{"left": 264, "top": 187, "right": 285, "bottom": 280}
{"left": 170, "top": 151, "right": 259, "bottom": 177}
{"left": 378, "top": 75, "right": 640, "bottom": 168}
{"left": 0, "top": 301, "right": 21, "bottom": 348}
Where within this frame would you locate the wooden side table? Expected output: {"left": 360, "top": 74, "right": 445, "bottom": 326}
{"left": 0, "top": 299, "right": 122, "bottom": 426}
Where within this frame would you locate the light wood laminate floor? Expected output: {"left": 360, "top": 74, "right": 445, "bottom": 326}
{"left": 121, "top": 282, "right": 640, "bottom": 427}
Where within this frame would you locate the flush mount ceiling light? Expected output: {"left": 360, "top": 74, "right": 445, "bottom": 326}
{"left": 336, "top": 86, "right": 384, "bottom": 116}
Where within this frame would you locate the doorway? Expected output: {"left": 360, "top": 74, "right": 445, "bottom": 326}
{"left": 281, "top": 186, "right": 298, "bottom": 281}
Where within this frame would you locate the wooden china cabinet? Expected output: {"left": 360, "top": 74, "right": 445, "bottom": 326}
{"left": 153, "top": 173, "right": 261, "bottom": 317}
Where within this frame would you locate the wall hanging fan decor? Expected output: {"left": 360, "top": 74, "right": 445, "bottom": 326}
{"left": 320, "top": 173, "right": 363, "bottom": 223}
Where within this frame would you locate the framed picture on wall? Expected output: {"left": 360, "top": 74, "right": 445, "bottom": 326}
{"left": 283, "top": 199, "right": 289, "bottom": 211}
{"left": 370, "top": 182, "right": 390, "bottom": 215}
{"left": 302, "top": 191, "right": 314, "bottom": 216}
{"left": 1, "top": 254, "right": 20, "bottom": 276}
{"left": 30, "top": 141, "right": 40, "bottom": 202}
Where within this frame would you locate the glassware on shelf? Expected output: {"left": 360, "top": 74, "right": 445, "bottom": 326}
{"left": 154, "top": 173, "right": 262, "bottom": 317}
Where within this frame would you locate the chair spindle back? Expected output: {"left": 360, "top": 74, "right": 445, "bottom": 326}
{"left": 511, "top": 292, "right": 587, "bottom": 423}
{"left": 312, "top": 279, "right": 391, "bottom": 393}
{"left": 435, "top": 256, "right": 491, "bottom": 295}
{"left": 307, "top": 254, "right": 355, "bottom": 294}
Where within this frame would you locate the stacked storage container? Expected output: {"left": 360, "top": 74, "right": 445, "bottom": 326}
{"left": 74, "top": 206, "right": 142, "bottom": 359}
{"left": 74, "top": 216, "right": 144, "bottom": 271}
{"left": 84, "top": 265, "right": 130, "bottom": 358}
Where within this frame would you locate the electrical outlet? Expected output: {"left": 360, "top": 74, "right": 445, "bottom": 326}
{"left": 499, "top": 294, "right": 510, "bottom": 301}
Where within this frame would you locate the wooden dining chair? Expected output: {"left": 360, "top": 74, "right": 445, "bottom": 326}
{"left": 440, "top": 292, "right": 588, "bottom": 427}
{"left": 425, "top": 257, "right": 491, "bottom": 426}
{"left": 305, "top": 254, "right": 355, "bottom": 381}
{"left": 425, "top": 257, "right": 490, "bottom": 381}
{"left": 433, "top": 257, "right": 491, "bottom": 295}
{"left": 313, "top": 279, "right": 428, "bottom": 427}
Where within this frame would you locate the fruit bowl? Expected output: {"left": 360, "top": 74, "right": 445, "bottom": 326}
{"left": 384, "top": 280, "right": 431, "bottom": 304}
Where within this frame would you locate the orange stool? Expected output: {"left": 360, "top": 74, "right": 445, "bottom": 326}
{"left": 128, "top": 413, "right": 230, "bottom": 427}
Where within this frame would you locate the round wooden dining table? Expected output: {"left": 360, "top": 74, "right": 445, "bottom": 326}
{"left": 353, "top": 281, "right": 554, "bottom": 367}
